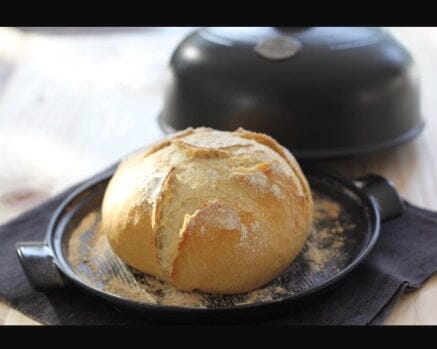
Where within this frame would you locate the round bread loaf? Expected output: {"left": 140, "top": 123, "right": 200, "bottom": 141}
{"left": 101, "top": 127, "right": 313, "bottom": 294}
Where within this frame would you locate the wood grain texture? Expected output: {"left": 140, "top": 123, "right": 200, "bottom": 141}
{"left": 0, "top": 27, "right": 436, "bottom": 325}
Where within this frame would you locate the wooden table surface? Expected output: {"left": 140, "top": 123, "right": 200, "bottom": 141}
{"left": 0, "top": 27, "right": 436, "bottom": 325}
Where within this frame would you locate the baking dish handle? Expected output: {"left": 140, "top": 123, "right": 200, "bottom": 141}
{"left": 16, "top": 241, "right": 68, "bottom": 291}
{"left": 353, "top": 174, "right": 404, "bottom": 221}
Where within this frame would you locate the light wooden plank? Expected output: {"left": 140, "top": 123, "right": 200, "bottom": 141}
{"left": 0, "top": 300, "right": 39, "bottom": 325}
{"left": 4, "top": 309, "right": 40, "bottom": 326}
{"left": 0, "top": 300, "right": 9, "bottom": 325}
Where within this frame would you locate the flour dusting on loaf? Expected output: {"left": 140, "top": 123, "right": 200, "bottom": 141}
{"left": 101, "top": 127, "right": 313, "bottom": 294}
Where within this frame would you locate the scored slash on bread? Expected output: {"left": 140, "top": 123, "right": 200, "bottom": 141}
{"left": 101, "top": 127, "right": 313, "bottom": 294}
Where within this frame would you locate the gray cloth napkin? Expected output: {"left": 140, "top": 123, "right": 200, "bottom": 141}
{"left": 0, "top": 165, "right": 436, "bottom": 325}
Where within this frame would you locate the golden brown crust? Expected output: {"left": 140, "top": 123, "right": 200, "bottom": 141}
{"left": 101, "top": 127, "right": 313, "bottom": 294}
{"left": 234, "top": 127, "right": 312, "bottom": 201}
{"left": 140, "top": 127, "right": 196, "bottom": 159}
{"left": 101, "top": 153, "right": 163, "bottom": 278}
{"left": 173, "top": 140, "right": 231, "bottom": 160}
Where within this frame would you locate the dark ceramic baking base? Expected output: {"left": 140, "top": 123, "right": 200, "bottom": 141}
{"left": 17, "top": 167, "right": 404, "bottom": 323}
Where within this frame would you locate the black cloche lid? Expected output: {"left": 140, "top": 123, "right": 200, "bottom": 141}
{"left": 159, "top": 27, "right": 423, "bottom": 160}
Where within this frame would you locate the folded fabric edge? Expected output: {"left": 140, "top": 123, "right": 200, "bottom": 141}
{"left": 369, "top": 282, "right": 408, "bottom": 325}
{"left": 370, "top": 269, "right": 437, "bottom": 325}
